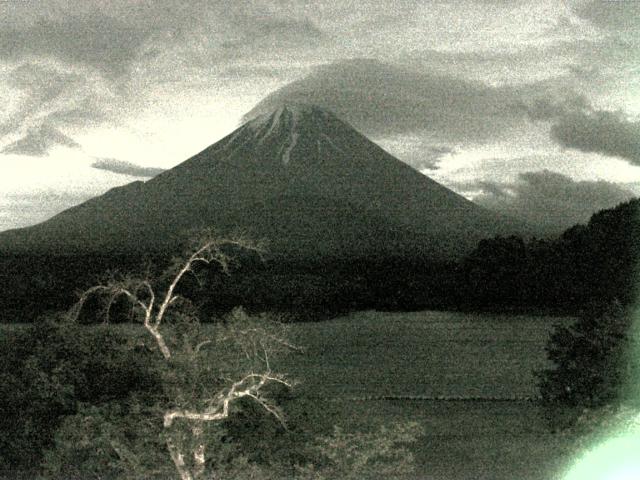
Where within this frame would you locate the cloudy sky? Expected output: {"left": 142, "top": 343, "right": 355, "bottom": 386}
{"left": 1, "top": 0, "right": 639, "bottom": 233}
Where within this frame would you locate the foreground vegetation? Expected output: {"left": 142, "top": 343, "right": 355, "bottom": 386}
{"left": 2, "top": 309, "right": 582, "bottom": 480}
{"left": 3, "top": 305, "right": 637, "bottom": 479}
{"left": 1, "top": 195, "right": 637, "bottom": 478}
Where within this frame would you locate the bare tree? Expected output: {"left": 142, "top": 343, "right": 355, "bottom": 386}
{"left": 69, "top": 230, "right": 300, "bottom": 480}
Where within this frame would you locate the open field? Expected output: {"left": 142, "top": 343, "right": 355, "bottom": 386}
{"left": 280, "top": 310, "right": 574, "bottom": 399}
{"left": 295, "top": 398, "right": 576, "bottom": 480}
{"left": 276, "top": 310, "right": 578, "bottom": 480}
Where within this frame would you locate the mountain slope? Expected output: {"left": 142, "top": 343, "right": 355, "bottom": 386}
{"left": 0, "top": 104, "right": 520, "bottom": 258}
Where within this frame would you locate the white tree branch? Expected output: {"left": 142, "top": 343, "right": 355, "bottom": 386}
{"left": 65, "top": 232, "right": 286, "bottom": 480}
{"left": 194, "top": 340, "right": 213, "bottom": 354}
{"left": 166, "top": 437, "right": 194, "bottom": 480}
{"left": 164, "top": 372, "right": 291, "bottom": 428}
{"left": 192, "top": 425, "right": 206, "bottom": 480}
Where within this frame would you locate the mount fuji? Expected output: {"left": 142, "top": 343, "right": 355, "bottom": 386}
{"left": 0, "top": 104, "right": 521, "bottom": 258}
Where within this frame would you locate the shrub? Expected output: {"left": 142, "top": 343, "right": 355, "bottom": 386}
{"left": 296, "top": 422, "right": 424, "bottom": 480}
{"left": 0, "top": 320, "right": 162, "bottom": 472}
{"left": 41, "top": 401, "right": 171, "bottom": 480}
{"left": 537, "top": 301, "right": 637, "bottom": 428}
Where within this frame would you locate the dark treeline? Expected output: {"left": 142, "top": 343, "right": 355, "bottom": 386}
{"left": 0, "top": 198, "right": 637, "bottom": 323}
{"left": 0, "top": 252, "right": 168, "bottom": 323}
{"left": 458, "top": 198, "right": 639, "bottom": 313}
{"left": 211, "top": 192, "right": 638, "bottom": 315}
{"left": 0, "top": 250, "right": 457, "bottom": 323}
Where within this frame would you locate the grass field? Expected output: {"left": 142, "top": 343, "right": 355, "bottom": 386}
{"left": 275, "top": 310, "right": 578, "bottom": 480}
{"left": 280, "top": 310, "right": 574, "bottom": 399}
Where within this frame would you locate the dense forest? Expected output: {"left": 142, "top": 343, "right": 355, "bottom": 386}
{"left": 0, "top": 198, "right": 637, "bottom": 323}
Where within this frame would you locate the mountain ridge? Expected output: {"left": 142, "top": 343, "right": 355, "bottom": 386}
{"left": 0, "top": 104, "right": 522, "bottom": 258}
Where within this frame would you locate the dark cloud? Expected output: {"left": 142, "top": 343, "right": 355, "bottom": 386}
{"left": 404, "top": 46, "right": 570, "bottom": 85}
{"left": 510, "top": 87, "right": 640, "bottom": 166}
{"left": 44, "top": 105, "right": 106, "bottom": 128}
{"left": 1, "top": 124, "right": 79, "bottom": 156}
{"left": 1, "top": 63, "right": 82, "bottom": 133}
{"left": 8, "top": 63, "right": 85, "bottom": 104}
{"left": 475, "top": 180, "right": 508, "bottom": 198}
{"left": 473, "top": 170, "right": 636, "bottom": 234}
{"left": 574, "top": 0, "right": 640, "bottom": 33}
{"left": 228, "top": 13, "right": 324, "bottom": 43}
{"left": 417, "top": 146, "right": 455, "bottom": 170}
{"left": 513, "top": 93, "right": 592, "bottom": 121}
{"left": 91, "top": 158, "right": 166, "bottom": 178}
{"left": 244, "top": 58, "right": 529, "bottom": 143}
{"left": 0, "top": 2, "right": 325, "bottom": 77}
{"left": 183, "top": 8, "right": 326, "bottom": 63}
{"left": 565, "top": 63, "right": 601, "bottom": 81}
{"left": 0, "top": 13, "right": 150, "bottom": 78}
{"left": 550, "top": 110, "right": 640, "bottom": 165}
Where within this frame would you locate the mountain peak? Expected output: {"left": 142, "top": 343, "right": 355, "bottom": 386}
{"left": 246, "top": 102, "right": 334, "bottom": 131}
{"left": 272, "top": 102, "right": 327, "bottom": 116}
{"left": 238, "top": 103, "right": 341, "bottom": 165}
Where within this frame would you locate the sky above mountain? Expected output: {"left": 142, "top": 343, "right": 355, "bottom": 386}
{"left": 1, "top": 0, "right": 639, "bottom": 231}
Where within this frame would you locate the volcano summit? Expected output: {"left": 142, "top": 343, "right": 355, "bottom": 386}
{"left": 0, "top": 104, "right": 519, "bottom": 258}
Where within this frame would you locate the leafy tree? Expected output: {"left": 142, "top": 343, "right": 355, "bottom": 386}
{"left": 457, "top": 198, "right": 639, "bottom": 313}
{"left": 0, "top": 320, "right": 162, "bottom": 473}
{"left": 537, "top": 301, "right": 638, "bottom": 428}
{"left": 460, "top": 235, "right": 529, "bottom": 307}
{"left": 42, "top": 401, "right": 171, "bottom": 480}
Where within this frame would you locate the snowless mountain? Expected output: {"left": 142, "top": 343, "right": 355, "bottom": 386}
{"left": 0, "top": 104, "right": 520, "bottom": 258}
